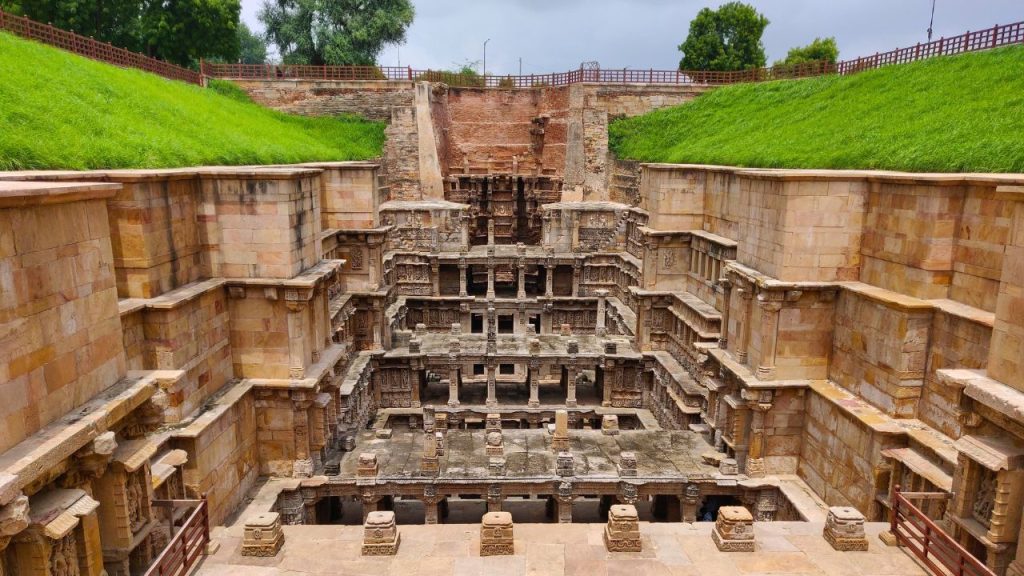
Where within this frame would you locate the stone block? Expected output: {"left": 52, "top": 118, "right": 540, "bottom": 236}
{"left": 604, "top": 504, "right": 642, "bottom": 552}
{"left": 375, "top": 428, "right": 393, "bottom": 439}
{"left": 556, "top": 451, "right": 575, "bottom": 477}
{"left": 823, "top": 506, "right": 869, "bottom": 551}
{"left": 356, "top": 453, "right": 378, "bottom": 485}
{"left": 241, "top": 512, "right": 284, "bottom": 557}
{"left": 362, "top": 510, "right": 400, "bottom": 556}
{"left": 712, "top": 506, "right": 755, "bottom": 552}
{"left": 480, "top": 511, "right": 514, "bottom": 556}
{"left": 719, "top": 458, "right": 738, "bottom": 475}
{"left": 618, "top": 451, "right": 637, "bottom": 477}
{"left": 489, "top": 457, "right": 506, "bottom": 475}
{"left": 602, "top": 414, "right": 620, "bottom": 435}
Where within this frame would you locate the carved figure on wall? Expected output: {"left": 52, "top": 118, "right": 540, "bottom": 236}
{"left": 127, "top": 469, "right": 147, "bottom": 533}
{"left": 50, "top": 532, "right": 81, "bottom": 576}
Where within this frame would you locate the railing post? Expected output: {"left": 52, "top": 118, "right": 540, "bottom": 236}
{"left": 992, "top": 24, "right": 999, "bottom": 48}
{"left": 890, "top": 484, "right": 900, "bottom": 541}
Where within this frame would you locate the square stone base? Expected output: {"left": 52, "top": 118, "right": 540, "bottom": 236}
{"left": 712, "top": 527, "right": 755, "bottom": 552}
{"left": 241, "top": 533, "right": 284, "bottom": 557}
{"left": 824, "top": 528, "right": 869, "bottom": 551}
{"left": 604, "top": 527, "right": 641, "bottom": 552}
{"left": 480, "top": 541, "right": 514, "bottom": 556}
{"left": 362, "top": 534, "right": 401, "bottom": 556}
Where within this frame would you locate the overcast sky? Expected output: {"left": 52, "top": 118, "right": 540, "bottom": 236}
{"left": 240, "top": 0, "right": 1023, "bottom": 73}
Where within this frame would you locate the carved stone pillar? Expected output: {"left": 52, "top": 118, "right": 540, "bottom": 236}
{"left": 595, "top": 289, "right": 608, "bottom": 336}
{"left": 486, "top": 362, "right": 497, "bottom": 408}
{"left": 736, "top": 288, "right": 753, "bottom": 364}
{"left": 431, "top": 260, "right": 440, "bottom": 296}
{"left": 756, "top": 297, "right": 783, "bottom": 379}
{"left": 486, "top": 258, "right": 496, "bottom": 299}
{"left": 545, "top": 263, "right": 554, "bottom": 297}
{"left": 458, "top": 262, "right": 468, "bottom": 297}
{"left": 286, "top": 298, "right": 307, "bottom": 379}
{"left": 566, "top": 363, "right": 578, "bottom": 408}
{"left": 682, "top": 484, "right": 701, "bottom": 523}
{"left": 528, "top": 360, "right": 541, "bottom": 408}
{"left": 745, "top": 400, "right": 771, "bottom": 478}
{"left": 487, "top": 218, "right": 495, "bottom": 245}
{"left": 517, "top": 258, "right": 527, "bottom": 299}
{"left": 447, "top": 362, "right": 460, "bottom": 408}
{"left": 572, "top": 261, "right": 582, "bottom": 297}
{"left": 360, "top": 491, "right": 382, "bottom": 524}
{"left": 487, "top": 485, "right": 503, "bottom": 513}
{"left": 422, "top": 486, "right": 441, "bottom": 525}
{"left": 292, "top": 396, "right": 314, "bottom": 477}
{"left": 718, "top": 278, "right": 732, "bottom": 350}
{"left": 367, "top": 235, "right": 385, "bottom": 290}
{"left": 555, "top": 481, "right": 575, "bottom": 524}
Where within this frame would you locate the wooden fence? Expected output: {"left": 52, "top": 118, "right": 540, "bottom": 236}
{"left": 204, "top": 20, "right": 1024, "bottom": 87}
{"left": 890, "top": 485, "right": 994, "bottom": 576}
{"left": 0, "top": 8, "right": 201, "bottom": 84}
{"left": 144, "top": 498, "right": 211, "bottom": 576}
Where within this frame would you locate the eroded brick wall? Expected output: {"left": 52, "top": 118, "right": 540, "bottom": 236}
{"left": 232, "top": 80, "right": 415, "bottom": 122}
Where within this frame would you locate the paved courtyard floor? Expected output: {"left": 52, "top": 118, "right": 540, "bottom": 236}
{"left": 196, "top": 520, "right": 926, "bottom": 576}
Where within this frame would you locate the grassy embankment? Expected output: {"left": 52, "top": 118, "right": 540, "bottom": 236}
{"left": 0, "top": 32, "right": 384, "bottom": 170}
{"left": 609, "top": 45, "right": 1024, "bottom": 173}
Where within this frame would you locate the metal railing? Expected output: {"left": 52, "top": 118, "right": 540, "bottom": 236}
{"left": 890, "top": 485, "right": 994, "bottom": 576}
{"left": 0, "top": 8, "right": 202, "bottom": 84}
{"left": 145, "top": 497, "right": 211, "bottom": 576}
{"left": 203, "top": 20, "right": 1024, "bottom": 87}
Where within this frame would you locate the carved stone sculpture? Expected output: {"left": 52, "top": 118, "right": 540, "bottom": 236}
{"left": 604, "top": 504, "right": 642, "bottom": 552}
{"left": 480, "top": 511, "right": 514, "bottom": 556}
{"left": 362, "top": 511, "right": 400, "bottom": 556}
{"left": 241, "top": 512, "right": 285, "bottom": 557}
{"left": 823, "top": 506, "right": 869, "bottom": 551}
{"left": 712, "top": 506, "right": 755, "bottom": 552}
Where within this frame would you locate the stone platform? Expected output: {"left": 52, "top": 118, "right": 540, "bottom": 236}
{"left": 335, "top": 429, "right": 719, "bottom": 480}
{"left": 196, "top": 521, "right": 926, "bottom": 576}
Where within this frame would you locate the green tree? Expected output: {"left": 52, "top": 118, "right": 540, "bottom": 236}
{"left": 677, "top": 2, "right": 769, "bottom": 71}
{"left": 0, "top": 0, "right": 143, "bottom": 50}
{"left": 142, "top": 0, "right": 240, "bottom": 67}
{"left": 773, "top": 37, "right": 839, "bottom": 67}
{"left": 237, "top": 21, "right": 268, "bottom": 64}
{"left": 259, "top": 0, "right": 414, "bottom": 65}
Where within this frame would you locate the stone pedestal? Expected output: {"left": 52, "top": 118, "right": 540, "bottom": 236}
{"left": 486, "top": 430, "right": 504, "bottom": 456}
{"left": 719, "top": 458, "right": 738, "bottom": 476}
{"left": 489, "top": 457, "right": 506, "bottom": 475}
{"left": 617, "top": 451, "right": 637, "bottom": 477}
{"left": 480, "top": 511, "right": 514, "bottom": 556}
{"left": 552, "top": 410, "right": 570, "bottom": 452}
{"left": 556, "top": 452, "right": 575, "bottom": 477}
{"left": 356, "top": 453, "right": 378, "bottom": 486}
{"left": 712, "top": 506, "right": 755, "bottom": 552}
{"left": 602, "top": 415, "right": 620, "bottom": 435}
{"left": 823, "top": 507, "right": 869, "bottom": 551}
{"left": 362, "top": 511, "right": 400, "bottom": 556}
{"left": 421, "top": 432, "right": 439, "bottom": 475}
{"left": 604, "top": 504, "right": 642, "bottom": 552}
{"left": 241, "top": 513, "right": 285, "bottom": 557}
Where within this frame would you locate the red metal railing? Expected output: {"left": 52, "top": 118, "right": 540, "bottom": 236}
{"left": 203, "top": 20, "right": 1024, "bottom": 87}
{"left": 0, "top": 8, "right": 201, "bottom": 85}
{"left": 890, "top": 485, "right": 994, "bottom": 576}
{"left": 145, "top": 498, "right": 211, "bottom": 576}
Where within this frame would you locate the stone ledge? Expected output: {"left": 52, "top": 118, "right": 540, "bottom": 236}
{"left": 0, "top": 180, "right": 121, "bottom": 208}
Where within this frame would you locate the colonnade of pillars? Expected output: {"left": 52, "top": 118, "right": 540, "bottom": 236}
{"left": 446, "top": 362, "right": 586, "bottom": 408}
{"left": 326, "top": 493, "right": 704, "bottom": 525}
{"left": 455, "top": 261, "right": 583, "bottom": 298}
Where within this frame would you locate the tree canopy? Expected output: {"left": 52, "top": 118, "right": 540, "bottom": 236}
{"left": 677, "top": 2, "right": 769, "bottom": 71}
{"left": 259, "top": 0, "right": 414, "bottom": 66}
{"left": 0, "top": 0, "right": 240, "bottom": 67}
{"left": 774, "top": 37, "right": 840, "bottom": 67}
{"left": 237, "top": 21, "right": 269, "bottom": 64}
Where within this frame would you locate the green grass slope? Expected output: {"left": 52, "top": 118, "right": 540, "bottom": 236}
{"left": 0, "top": 32, "right": 384, "bottom": 170}
{"left": 609, "top": 46, "right": 1024, "bottom": 173}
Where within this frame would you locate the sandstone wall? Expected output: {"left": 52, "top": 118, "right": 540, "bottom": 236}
{"left": 231, "top": 79, "right": 415, "bottom": 122}
{"left": 171, "top": 381, "right": 258, "bottom": 525}
{"left": 107, "top": 176, "right": 206, "bottom": 298}
{"left": 638, "top": 164, "right": 706, "bottom": 230}
{"left": 763, "top": 388, "right": 805, "bottom": 473}
{"left": 799, "top": 383, "right": 902, "bottom": 514}
{"left": 0, "top": 183, "right": 127, "bottom": 453}
{"left": 988, "top": 192, "right": 1024, "bottom": 392}
{"left": 443, "top": 86, "right": 569, "bottom": 175}
{"left": 918, "top": 303, "right": 992, "bottom": 437}
{"left": 565, "top": 84, "right": 709, "bottom": 199}
{"left": 228, "top": 287, "right": 291, "bottom": 379}
{"left": 305, "top": 162, "right": 381, "bottom": 230}
{"left": 828, "top": 285, "right": 931, "bottom": 418}
{"left": 950, "top": 186, "right": 1016, "bottom": 311}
